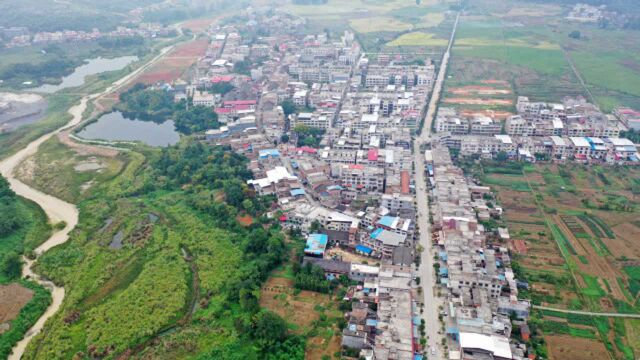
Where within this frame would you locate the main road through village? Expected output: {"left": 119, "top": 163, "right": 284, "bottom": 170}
{"left": 0, "top": 32, "right": 181, "bottom": 360}
{"left": 413, "top": 12, "right": 459, "bottom": 360}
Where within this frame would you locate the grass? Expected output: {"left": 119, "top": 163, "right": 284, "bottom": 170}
{"left": 15, "top": 136, "right": 126, "bottom": 204}
{"left": 549, "top": 223, "right": 577, "bottom": 257}
{"left": 540, "top": 319, "right": 598, "bottom": 339}
{"left": 624, "top": 266, "right": 640, "bottom": 281}
{"left": 581, "top": 274, "right": 606, "bottom": 298}
{"left": 0, "top": 197, "right": 51, "bottom": 280}
{"left": 483, "top": 175, "right": 531, "bottom": 192}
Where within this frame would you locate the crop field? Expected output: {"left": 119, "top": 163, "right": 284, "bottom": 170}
{"left": 448, "top": 0, "right": 640, "bottom": 113}
{"left": 386, "top": 32, "right": 449, "bottom": 47}
{"left": 473, "top": 161, "right": 640, "bottom": 359}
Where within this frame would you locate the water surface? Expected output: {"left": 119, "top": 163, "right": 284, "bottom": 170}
{"left": 76, "top": 111, "right": 180, "bottom": 147}
{"left": 33, "top": 56, "right": 138, "bottom": 93}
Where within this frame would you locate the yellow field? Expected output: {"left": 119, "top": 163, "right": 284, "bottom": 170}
{"left": 455, "top": 37, "right": 560, "bottom": 50}
{"left": 387, "top": 32, "right": 448, "bottom": 47}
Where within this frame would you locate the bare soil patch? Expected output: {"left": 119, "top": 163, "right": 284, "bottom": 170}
{"left": 443, "top": 97, "right": 513, "bottom": 106}
{"left": 135, "top": 40, "right": 208, "bottom": 84}
{"left": 260, "top": 277, "right": 331, "bottom": 331}
{"left": 545, "top": 334, "right": 609, "bottom": 360}
{"left": 236, "top": 214, "right": 254, "bottom": 227}
{"left": 449, "top": 85, "right": 511, "bottom": 96}
{"left": 58, "top": 131, "right": 119, "bottom": 158}
{"left": 0, "top": 283, "right": 34, "bottom": 332}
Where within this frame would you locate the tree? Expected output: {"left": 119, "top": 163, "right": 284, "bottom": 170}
{"left": 281, "top": 100, "right": 297, "bottom": 118}
{"left": 250, "top": 310, "right": 288, "bottom": 348}
{"left": 280, "top": 134, "right": 290, "bottom": 143}
{"left": 495, "top": 151, "right": 509, "bottom": 163}
{"left": 1, "top": 251, "right": 22, "bottom": 280}
{"left": 569, "top": 30, "right": 581, "bottom": 39}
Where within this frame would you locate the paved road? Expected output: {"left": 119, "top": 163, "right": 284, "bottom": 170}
{"left": 533, "top": 305, "right": 640, "bottom": 319}
{"left": 413, "top": 12, "right": 459, "bottom": 359}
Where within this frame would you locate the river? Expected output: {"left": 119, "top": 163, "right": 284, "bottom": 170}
{"left": 0, "top": 42, "right": 176, "bottom": 360}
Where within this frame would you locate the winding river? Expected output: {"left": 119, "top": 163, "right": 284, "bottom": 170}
{"left": 0, "top": 42, "right": 177, "bottom": 360}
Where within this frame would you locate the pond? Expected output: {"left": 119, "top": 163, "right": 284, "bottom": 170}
{"left": 32, "top": 56, "right": 138, "bottom": 93}
{"left": 76, "top": 111, "right": 180, "bottom": 147}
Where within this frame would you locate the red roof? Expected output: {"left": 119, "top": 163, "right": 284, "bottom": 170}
{"left": 224, "top": 100, "right": 257, "bottom": 106}
{"left": 279, "top": 215, "right": 287, "bottom": 221}
{"left": 211, "top": 75, "right": 234, "bottom": 83}
{"left": 368, "top": 149, "right": 379, "bottom": 161}
{"left": 231, "top": 104, "right": 254, "bottom": 111}
{"left": 296, "top": 146, "right": 317, "bottom": 154}
{"left": 348, "top": 164, "right": 364, "bottom": 170}
{"left": 400, "top": 171, "right": 410, "bottom": 194}
{"left": 215, "top": 108, "right": 233, "bottom": 114}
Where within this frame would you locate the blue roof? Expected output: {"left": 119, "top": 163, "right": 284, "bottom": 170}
{"left": 304, "top": 233, "right": 328, "bottom": 256}
{"left": 378, "top": 215, "right": 397, "bottom": 228}
{"left": 414, "top": 356, "right": 424, "bottom": 360}
{"left": 366, "top": 319, "right": 378, "bottom": 326}
{"left": 356, "top": 244, "right": 373, "bottom": 255}
{"left": 327, "top": 185, "right": 344, "bottom": 191}
{"left": 439, "top": 267, "right": 449, "bottom": 275}
{"left": 370, "top": 228, "right": 384, "bottom": 239}
{"left": 446, "top": 327, "right": 459, "bottom": 334}
{"left": 290, "top": 188, "right": 306, "bottom": 196}
{"left": 439, "top": 251, "right": 448, "bottom": 261}
{"left": 259, "top": 149, "right": 280, "bottom": 158}
{"left": 412, "top": 316, "right": 421, "bottom": 325}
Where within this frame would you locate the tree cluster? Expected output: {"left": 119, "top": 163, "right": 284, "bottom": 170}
{"left": 0, "top": 176, "right": 21, "bottom": 237}
{"left": 293, "top": 124, "right": 324, "bottom": 148}
{"left": 118, "top": 84, "right": 221, "bottom": 134}
{"left": 293, "top": 262, "right": 336, "bottom": 294}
